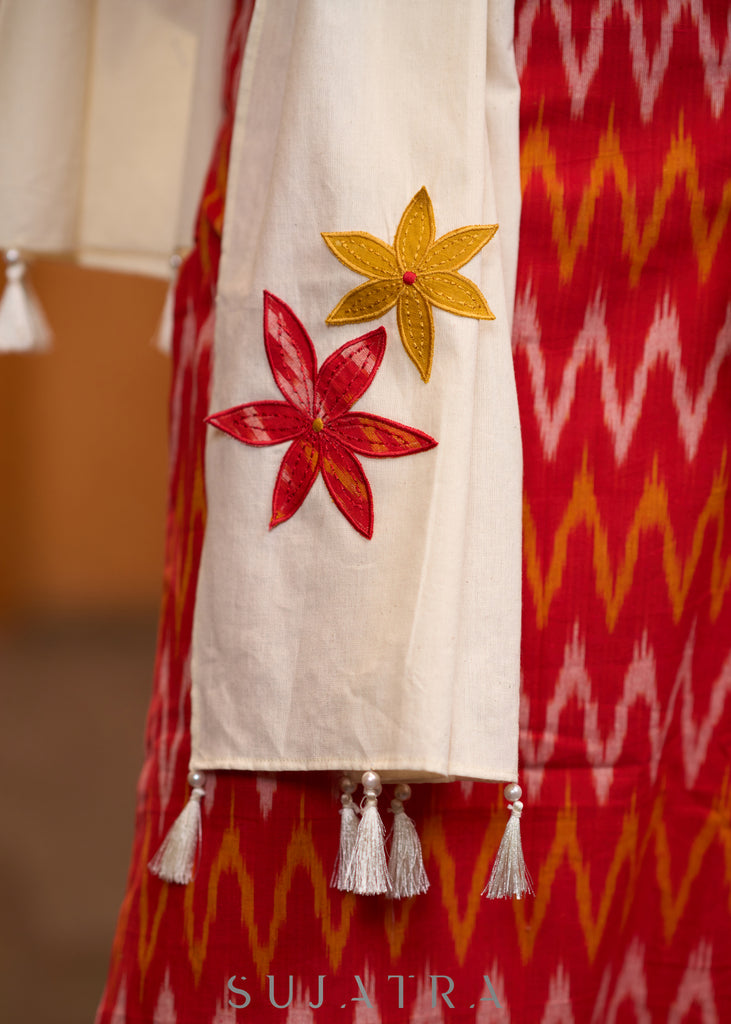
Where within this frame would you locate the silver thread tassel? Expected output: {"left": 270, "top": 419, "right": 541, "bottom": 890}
{"left": 345, "top": 770, "right": 393, "bottom": 896}
{"left": 331, "top": 775, "right": 360, "bottom": 890}
{"left": 0, "top": 249, "right": 53, "bottom": 352}
{"left": 148, "top": 770, "right": 206, "bottom": 884}
{"left": 483, "top": 783, "right": 534, "bottom": 900}
{"left": 388, "top": 783, "right": 429, "bottom": 898}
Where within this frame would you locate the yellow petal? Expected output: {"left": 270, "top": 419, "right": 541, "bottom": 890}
{"left": 422, "top": 224, "right": 498, "bottom": 272}
{"left": 326, "top": 278, "right": 402, "bottom": 325}
{"left": 396, "top": 286, "right": 434, "bottom": 382}
{"left": 417, "top": 271, "right": 495, "bottom": 320}
{"left": 321, "top": 231, "right": 398, "bottom": 278}
{"left": 394, "top": 187, "right": 435, "bottom": 272}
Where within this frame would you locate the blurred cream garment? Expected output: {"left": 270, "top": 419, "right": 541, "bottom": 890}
{"left": 192, "top": 0, "right": 523, "bottom": 784}
{"left": 0, "top": 0, "right": 233, "bottom": 275}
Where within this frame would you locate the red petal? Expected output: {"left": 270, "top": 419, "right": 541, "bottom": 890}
{"left": 315, "top": 327, "right": 386, "bottom": 421}
{"left": 270, "top": 436, "right": 320, "bottom": 528}
{"left": 331, "top": 413, "right": 438, "bottom": 458}
{"left": 206, "top": 401, "right": 306, "bottom": 446}
{"left": 320, "top": 436, "right": 373, "bottom": 538}
{"left": 263, "top": 291, "right": 317, "bottom": 414}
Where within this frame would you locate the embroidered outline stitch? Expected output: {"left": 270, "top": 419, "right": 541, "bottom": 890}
{"left": 322, "top": 187, "right": 497, "bottom": 382}
{"left": 206, "top": 291, "right": 437, "bottom": 539}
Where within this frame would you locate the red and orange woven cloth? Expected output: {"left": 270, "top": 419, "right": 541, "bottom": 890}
{"left": 96, "top": 2, "right": 731, "bottom": 1021}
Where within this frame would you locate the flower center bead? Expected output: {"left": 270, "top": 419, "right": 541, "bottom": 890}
{"left": 312, "top": 417, "right": 324, "bottom": 432}
{"left": 402, "top": 271, "right": 417, "bottom": 285}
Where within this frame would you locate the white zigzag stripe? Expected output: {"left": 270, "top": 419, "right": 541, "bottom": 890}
{"left": 156, "top": 639, "right": 192, "bottom": 828}
{"left": 108, "top": 975, "right": 127, "bottom": 1024}
{"left": 539, "top": 965, "right": 576, "bottom": 1024}
{"left": 513, "top": 288, "right": 731, "bottom": 465}
{"left": 520, "top": 622, "right": 731, "bottom": 803}
{"left": 591, "top": 938, "right": 651, "bottom": 1024}
{"left": 516, "top": 0, "right": 731, "bottom": 120}
{"left": 475, "top": 960, "right": 510, "bottom": 1022}
{"left": 153, "top": 968, "right": 176, "bottom": 1024}
{"left": 590, "top": 940, "right": 718, "bottom": 1024}
{"left": 668, "top": 941, "right": 718, "bottom": 1024}
{"left": 284, "top": 980, "right": 317, "bottom": 1023}
{"left": 211, "top": 994, "right": 239, "bottom": 1024}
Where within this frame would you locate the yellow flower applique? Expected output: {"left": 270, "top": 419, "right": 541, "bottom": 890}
{"left": 322, "top": 187, "right": 498, "bottom": 382}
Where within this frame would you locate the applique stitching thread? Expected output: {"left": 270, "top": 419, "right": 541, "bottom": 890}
{"left": 322, "top": 187, "right": 498, "bottom": 382}
{"left": 206, "top": 292, "right": 437, "bottom": 539}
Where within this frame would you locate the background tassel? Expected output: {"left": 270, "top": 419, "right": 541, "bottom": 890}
{"left": 345, "top": 770, "right": 393, "bottom": 895}
{"left": 331, "top": 775, "right": 360, "bottom": 889}
{"left": 388, "top": 782, "right": 429, "bottom": 898}
{"left": 483, "top": 783, "right": 534, "bottom": 900}
{"left": 151, "top": 251, "right": 182, "bottom": 354}
{"left": 149, "top": 770, "right": 206, "bottom": 884}
{"left": 0, "top": 249, "right": 53, "bottom": 352}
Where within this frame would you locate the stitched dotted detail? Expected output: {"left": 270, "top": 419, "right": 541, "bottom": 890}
{"left": 208, "top": 293, "right": 437, "bottom": 536}
{"left": 418, "top": 271, "right": 494, "bottom": 319}
{"left": 322, "top": 232, "right": 398, "bottom": 278}
{"left": 322, "top": 189, "right": 497, "bottom": 382}
{"left": 421, "top": 274, "right": 483, "bottom": 313}
{"left": 423, "top": 225, "right": 497, "bottom": 272}
{"left": 326, "top": 280, "right": 402, "bottom": 325}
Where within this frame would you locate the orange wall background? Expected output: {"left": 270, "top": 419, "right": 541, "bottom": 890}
{"left": 0, "top": 260, "right": 170, "bottom": 619}
{"left": 0, "top": 261, "right": 173, "bottom": 1023}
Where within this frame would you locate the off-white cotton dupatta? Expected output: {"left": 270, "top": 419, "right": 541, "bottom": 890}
{"left": 153, "top": 0, "right": 530, "bottom": 899}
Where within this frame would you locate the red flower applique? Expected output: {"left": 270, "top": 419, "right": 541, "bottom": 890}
{"left": 206, "top": 291, "right": 438, "bottom": 538}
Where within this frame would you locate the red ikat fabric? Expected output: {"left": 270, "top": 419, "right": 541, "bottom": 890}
{"left": 95, "top": 1, "right": 731, "bottom": 1021}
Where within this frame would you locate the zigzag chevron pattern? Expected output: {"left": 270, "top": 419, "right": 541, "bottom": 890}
{"left": 94, "top": 3, "right": 731, "bottom": 1021}
{"left": 136, "top": 778, "right": 731, "bottom": 996}
{"left": 514, "top": 289, "right": 731, "bottom": 464}
{"left": 591, "top": 938, "right": 719, "bottom": 1023}
{"left": 513, "top": 777, "right": 731, "bottom": 960}
{"left": 523, "top": 449, "right": 731, "bottom": 629}
{"left": 516, "top": 0, "right": 731, "bottom": 121}
{"left": 520, "top": 621, "right": 731, "bottom": 802}
{"left": 212, "top": 995, "right": 237, "bottom": 1024}
{"left": 521, "top": 112, "right": 731, "bottom": 284}
{"left": 144, "top": 942, "right": 723, "bottom": 1023}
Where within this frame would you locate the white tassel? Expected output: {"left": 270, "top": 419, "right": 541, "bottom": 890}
{"left": 151, "top": 252, "right": 182, "bottom": 354}
{"left": 388, "top": 783, "right": 429, "bottom": 898}
{"left": 331, "top": 775, "right": 360, "bottom": 890}
{"left": 148, "top": 770, "right": 206, "bottom": 884}
{"left": 0, "top": 249, "right": 53, "bottom": 352}
{"left": 345, "top": 770, "right": 393, "bottom": 896}
{"left": 483, "top": 783, "right": 534, "bottom": 900}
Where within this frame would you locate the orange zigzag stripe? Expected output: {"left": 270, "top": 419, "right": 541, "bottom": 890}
{"left": 183, "top": 794, "right": 356, "bottom": 986}
{"left": 513, "top": 772, "right": 731, "bottom": 963}
{"left": 170, "top": 447, "right": 207, "bottom": 650}
{"left": 521, "top": 108, "right": 731, "bottom": 285}
{"left": 523, "top": 448, "right": 731, "bottom": 630}
{"left": 161, "top": 778, "right": 731, "bottom": 981}
{"left": 136, "top": 822, "right": 169, "bottom": 997}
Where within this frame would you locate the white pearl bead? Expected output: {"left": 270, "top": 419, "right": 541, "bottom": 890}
{"left": 504, "top": 782, "right": 522, "bottom": 802}
{"left": 188, "top": 770, "right": 206, "bottom": 788}
{"left": 361, "top": 770, "right": 382, "bottom": 795}
{"left": 394, "top": 783, "right": 411, "bottom": 802}
{"left": 340, "top": 775, "right": 356, "bottom": 795}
